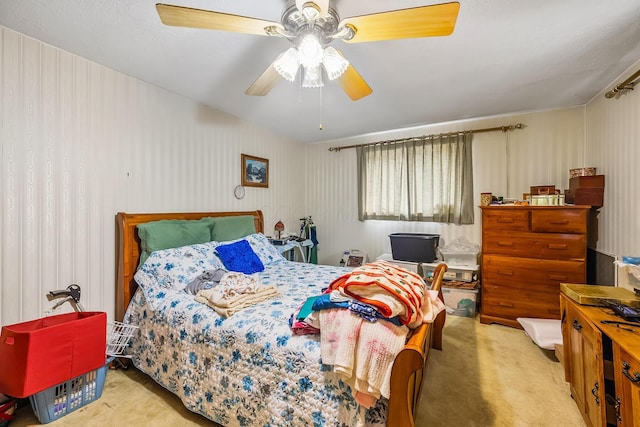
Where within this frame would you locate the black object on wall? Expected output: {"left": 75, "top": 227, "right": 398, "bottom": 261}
{"left": 587, "top": 248, "right": 615, "bottom": 285}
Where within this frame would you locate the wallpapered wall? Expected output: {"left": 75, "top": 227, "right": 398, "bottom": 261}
{"left": 0, "top": 26, "right": 305, "bottom": 324}
{"left": 2, "top": 24, "right": 639, "bottom": 323}
{"left": 305, "top": 56, "right": 640, "bottom": 281}
{"left": 305, "top": 107, "right": 586, "bottom": 266}
{"left": 585, "top": 58, "right": 640, "bottom": 290}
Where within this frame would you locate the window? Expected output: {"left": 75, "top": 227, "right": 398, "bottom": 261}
{"left": 356, "top": 133, "right": 474, "bottom": 224}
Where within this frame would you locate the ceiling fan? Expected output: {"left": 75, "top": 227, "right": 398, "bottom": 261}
{"left": 156, "top": 1, "right": 460, "bottom": 101}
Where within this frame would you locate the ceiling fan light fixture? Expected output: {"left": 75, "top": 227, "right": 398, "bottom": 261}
{"left": 298, "top": 34, "right": 324, "bottom": 68}
{"left": 274, "top": 47, "right": 300, "bottom": 82}
{"left": 322, "top": 47, "right": 349, "bottom": 80}
{"left": 302, "top": 65, "right": 324, "bottom": 88}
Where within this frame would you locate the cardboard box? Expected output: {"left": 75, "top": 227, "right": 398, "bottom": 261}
{"left": 0, "top": 311, "right": 106, "bottom": 398}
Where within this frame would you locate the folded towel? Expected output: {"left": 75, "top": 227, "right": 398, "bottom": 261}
{"left": 195, "top": 284, "right": 278, "bottom": 317}
{"left": 195, "top": 272, "right": 267, "bottom": 306}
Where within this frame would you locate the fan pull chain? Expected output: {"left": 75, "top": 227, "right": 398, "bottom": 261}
{"left": 319, "top": 87, "right": 323, "bottom": 131}
{"left": 298, "top": 69, "right": 303, "bottom": 104}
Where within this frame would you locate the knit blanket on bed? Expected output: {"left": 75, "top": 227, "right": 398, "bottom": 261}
{"left": 319, "top": 308, "right": 408, "bottom": 402}
{"left": 327, "top": 260, "right": 429, "bottom": 328}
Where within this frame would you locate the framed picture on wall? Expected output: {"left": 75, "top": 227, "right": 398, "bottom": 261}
{"left": 241, "top": 154, "right": 269, "bottom": 188}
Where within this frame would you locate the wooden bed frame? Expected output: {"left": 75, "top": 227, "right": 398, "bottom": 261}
{"left": 115, "top": 210, "right": 446, "bottom": 427}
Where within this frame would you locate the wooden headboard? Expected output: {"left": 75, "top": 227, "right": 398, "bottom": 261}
{"left": 115, "top": 210, "right": 264, "bottom": 321}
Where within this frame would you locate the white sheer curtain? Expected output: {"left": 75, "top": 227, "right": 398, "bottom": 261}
{"left": 356, "top": 132, "right": 474, "bottom": 224}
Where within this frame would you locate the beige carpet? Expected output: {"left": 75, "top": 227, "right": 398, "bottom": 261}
{"left": 10, "top": 315, "right": 585, "bottom": 426}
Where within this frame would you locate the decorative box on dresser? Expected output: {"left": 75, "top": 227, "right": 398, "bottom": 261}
{"left": 480, "top": 205, "right": 590, "bottom": 328}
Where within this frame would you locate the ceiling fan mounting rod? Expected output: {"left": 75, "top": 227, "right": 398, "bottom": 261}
{"left": 280, "top": 4, "right": 349, "bottom": 46}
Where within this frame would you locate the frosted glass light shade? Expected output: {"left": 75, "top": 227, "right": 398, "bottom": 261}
{"left": 298, "top": 34, "right": 323, "bottom": 68}
{"left": 274, "top": 48, "right": 300, "bottom": 82}
{"left": 322, "top": 47, "right": 349, "bottom": 80}
{"left": 302, "top": 65, "right": 324, "bottom": 88}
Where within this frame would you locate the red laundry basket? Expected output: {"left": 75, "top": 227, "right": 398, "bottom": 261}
{"left": 0, "top": 311, "right": 106, "bottom": 398}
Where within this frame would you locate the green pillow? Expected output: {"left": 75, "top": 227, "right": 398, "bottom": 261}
{"left": 210, "top": 215, "right": 257, "bottom": 242}
{"left": 137, "top": 218, "right": 215, "bottom": 268}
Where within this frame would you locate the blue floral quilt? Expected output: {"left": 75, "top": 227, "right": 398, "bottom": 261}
{"left": 124, "top": 234, "right": 388, "bottom": 427}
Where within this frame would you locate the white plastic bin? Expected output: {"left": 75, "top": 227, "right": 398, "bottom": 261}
{"left": 442, "top": 287, "right": 479, "bottom": 317}
{"left": 439, "top": 250, "right": 479, "bottom": 266}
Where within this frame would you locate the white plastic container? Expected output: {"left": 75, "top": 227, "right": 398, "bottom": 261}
{"left": 439, "top": 250, "right": 479, "bottom": 266}
{"left": 442, "top": 287, "right": 479, "bottom": 317}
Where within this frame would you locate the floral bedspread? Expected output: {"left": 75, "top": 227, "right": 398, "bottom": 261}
{"left": 124, "top": 236, "right": 388, "bottom": 427}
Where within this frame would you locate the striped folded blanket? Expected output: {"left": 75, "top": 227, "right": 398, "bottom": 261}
{"left": 327, "top": 260, "right": 428, "bottom": 328}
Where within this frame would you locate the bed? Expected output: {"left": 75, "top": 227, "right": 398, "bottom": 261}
{"left": 116, "top": 210, "right": 447, "bottom": 427}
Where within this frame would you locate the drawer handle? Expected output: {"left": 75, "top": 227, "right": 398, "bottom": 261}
{"left": 550, "top": 219, "right": 569, "bottom": 225}
{"left": 497, "top": 241, "right": 514, "bottom": 247}
{"left": 497, "top": 270, "right": 514, "bottom": 276}
{"left": 606, "top": 395, "right": 622, "bottom": 422}
{"left": 591, "top": 382, "right": 600, "bottom": 405}
{"left": 548, "top": 274, "right": 568, "bottom": 281}
{"left": 622, "top": 361, "right": 640, "bottom": 383}
{"left": 572, "top": 318, "right": 582, "bottom": 332}
{"left": 497, "top": 218, "right": 515, "bottom": 223}
{"left": 547, "top": 243, "right": 568, "bottom": 250}
{"left": 498, "top": 302, "right": 514, "bottom": 308}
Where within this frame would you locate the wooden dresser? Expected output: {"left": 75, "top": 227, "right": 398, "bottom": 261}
{"left": 560, "top": 293, "right": 640, "bottom": 427}
{"left": 480, "top": 205, "right": 590, "bottom": 328}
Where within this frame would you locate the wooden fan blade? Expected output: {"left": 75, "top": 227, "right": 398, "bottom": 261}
{"left": 245, "top": 62, "right": 283, "bottom": 96}
{"left": 338, "top": 63, "right": 372, "bottom": 101}
{"left": 156, "top": 4, "right": 282, "bottom": 36}
{"left": 341, "top": 2, "right": 460, "bottom": 43}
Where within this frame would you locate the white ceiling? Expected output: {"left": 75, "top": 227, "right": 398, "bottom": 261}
{"left": 1, "top": 0, "right": 640, "bottom": 143}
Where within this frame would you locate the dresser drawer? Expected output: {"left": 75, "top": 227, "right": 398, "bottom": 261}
{"left": 482, "top": 255, "right": 585, "bottom": 289}
{"left": 483, "top": 283, "right": 560, "bottom": 307}
{"left": 482, "top": 286, "right": 561, "bottom": 320}
{"left": 531, "top": 209, "right": 587, "bottom": 234}
{"left": 481, "top": 209, "right": 529, "bottom": 231}
{"left": 483, "top": 232, "right": 586, "bottom": 260}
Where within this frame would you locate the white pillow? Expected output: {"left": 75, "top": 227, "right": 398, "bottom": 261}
{"left": 516, "top": 317, "right": 562, "bottom": 350}
{"left": 134, "top": 241, "right": 225, "bottom": 309}
{"left": 134, "top": 234, "right": 284, "bottom": 310}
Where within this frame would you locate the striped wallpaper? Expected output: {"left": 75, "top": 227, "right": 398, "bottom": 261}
{"left": 1, "top": 26, "right": 304, "bottom": 324}
{"left": 2, "top": 24, "right": 640, "bottom": 323}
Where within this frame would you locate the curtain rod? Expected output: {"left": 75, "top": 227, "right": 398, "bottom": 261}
{"left": 328, "top": 123, "right": 525, "bottom": 152}
{"left": 605, "top": 68, "right": 640, "bottom": 99}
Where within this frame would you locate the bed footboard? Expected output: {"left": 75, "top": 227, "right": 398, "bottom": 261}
{"left": 387, "top": 264, "right": 447, "bottom": 426}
